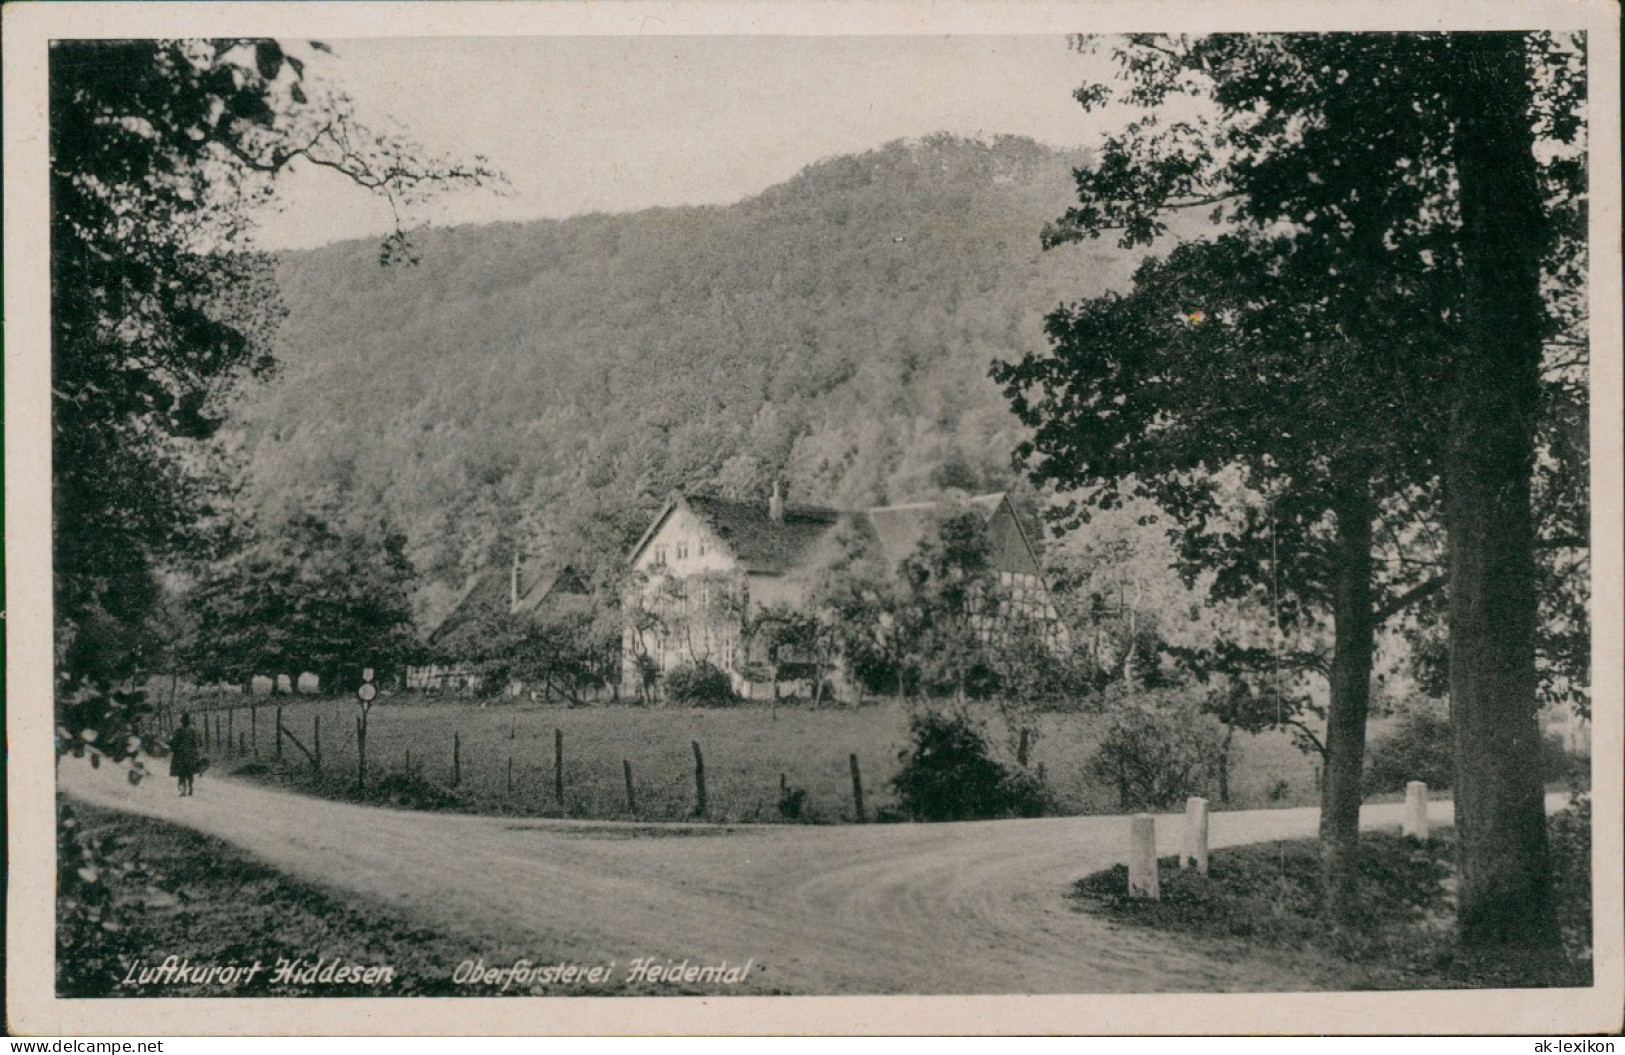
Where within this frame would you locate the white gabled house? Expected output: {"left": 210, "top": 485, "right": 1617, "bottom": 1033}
{"left": 622, "top": 483, "right": 1067, "bottom": 699}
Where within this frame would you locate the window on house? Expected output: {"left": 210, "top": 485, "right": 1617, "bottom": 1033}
{"left": 677, "top": 543, "right": 689, "bottom": 560}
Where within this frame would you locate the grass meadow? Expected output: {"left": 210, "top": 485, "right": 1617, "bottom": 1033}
{"left": 165, "top": 690, "right": 1340, "bottom": 824}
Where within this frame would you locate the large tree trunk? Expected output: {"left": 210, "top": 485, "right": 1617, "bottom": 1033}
{"left": 1320, "top": 471, "right": 1375, "bottom": 925}
{"left": 1444, "top": 33, "right": 1560, "bottom": 951}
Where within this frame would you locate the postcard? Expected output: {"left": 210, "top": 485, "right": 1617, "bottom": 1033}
{"left": 6, "top": 0, "right": 1621, "bottom": 1037}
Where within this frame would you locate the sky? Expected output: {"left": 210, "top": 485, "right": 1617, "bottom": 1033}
{"left": 251, "top": 35, "right": 1116, "bottom": 249}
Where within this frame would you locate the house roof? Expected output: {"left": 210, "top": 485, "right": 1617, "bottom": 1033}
{"left": 426, "top": 561, "right": 588, "bottom": 649}
{"left": 512, "top": 565, "right": 588, "bottom": 615}
{"left": 629, "top": 491, "right": 1031, "bottom": 579}
{"left": 682, "top": 494, "right": 843, "bottom": 576}
{"left": 863, "top": 493, "right": 1007, "bottom": 570}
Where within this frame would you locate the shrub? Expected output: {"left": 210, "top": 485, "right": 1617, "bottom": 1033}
{"left": 1090, "top": 691, "right": 1226, "bottom": 811}
{"left": 891, "top": 710, "right": 1050, "bottom": 821}
{"left": 663, "top": 661, "right": 737, "bottom": 705}
{"left": 1367, "top": 701, "right": 1587, "bottom": 794}
{"left": 777, "top": 779, "right": 810, "bottom": 822}
{"left": 57, "top": 801, "right": 159, "bottom": 996}
{"left": 1548, "top": 794, "right": 1592, "bottom": 960}
{"left": 1540, "top": 732, "right": 1589, "bottom": 788}
{"left": 370, "top": 770, "right": 463, "bottom": 811}
{"left": 1365, "top": 702, "right": 1454, "bottom": 793}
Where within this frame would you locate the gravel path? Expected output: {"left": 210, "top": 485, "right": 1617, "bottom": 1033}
{"left": 62, "top": 759, "right": 1557, "bottom": 995}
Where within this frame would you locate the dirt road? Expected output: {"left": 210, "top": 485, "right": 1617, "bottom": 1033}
{"left": 62, "top": 759, "right": 1541, "bottom": 995}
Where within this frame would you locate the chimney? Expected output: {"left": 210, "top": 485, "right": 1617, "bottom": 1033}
{"left": 510, "top": 551, "right": 521, "bottom": 611}
{"left": 769, "top": 480, "right": 784, "bottom": 523}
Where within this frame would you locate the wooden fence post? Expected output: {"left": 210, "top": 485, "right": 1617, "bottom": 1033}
{"left": 356, "top": 713, "right": 368, "bottom": 790}
{"left": 238, "top": 731, "right": 247, "bottom": 758}
{"left": 554, "top": 728, "right": 565, "bottom": 810}
{"left": 312, "top": 715, "right": 322, "bottom": 774}
{"left": 203, "top": 713, "right": 212, "bottom": 753}
{"left": 849, "top": 753, "right": 866, "bottom": 822}
{"left": 506, "top": 757, "right": 514, "bottom": 797}
{"left": 623, "top": 760, "right": 636, "bottom": 815}
{"left": 251, "top": 707, "right": 258, "bottom": 757}
{"left": 275, "top": 706, "right": 284, "bottom": 760}
{"left": 227, "top": 708, "right": 235, "bottom": 758}
{"left": 453, "top": 731, "right": 462, "bottom": 786}
{"left": 692, "top": 740, "right": 707, "bottom": 818}
{"left": 1018, "top": 728, "right": 1031, "bottom": 767}
{"left": 405, "top": 747, "right": 412, "bottom": 776}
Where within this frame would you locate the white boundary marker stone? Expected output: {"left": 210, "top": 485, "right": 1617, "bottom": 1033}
{"left": 1128, "top": 813, "right": 1160, "bottom": 899}
{"left": 1181, "top": 796, "right": 1210, "bottom": 874}
{"left": 1404, "top": 780, "right": 1430, "bottom": 841}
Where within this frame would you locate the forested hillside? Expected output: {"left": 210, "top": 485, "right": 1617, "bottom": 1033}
{"left": 232, "top": 135, "right": 1178, "bottom": 627}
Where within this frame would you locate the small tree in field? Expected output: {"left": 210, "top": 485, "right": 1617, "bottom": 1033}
{"left": 891, "top": 710, "right": 1049, "bottom": 821}
{"left": 1091, "top": 688, "right": 1227, "bottom": 812}
{"left": 744, "top": 604, "right": 839, "bottom": 703}
{"left": 621, "top": 575, "right": 667, "bottom": 705}
{"left": 180, "top": 506, "right": 418, "bottom": 692}
{"left": 663, "top": 661, "right": 737, "bottom": 705}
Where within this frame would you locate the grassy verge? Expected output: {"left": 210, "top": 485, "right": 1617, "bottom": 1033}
{"left": 1070, "top": 797, "right": 1593, "bottom": 990}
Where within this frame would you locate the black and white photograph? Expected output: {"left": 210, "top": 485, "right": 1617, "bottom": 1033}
{"left": 5, "top": 0, "right": 1621, "bottom": 1037}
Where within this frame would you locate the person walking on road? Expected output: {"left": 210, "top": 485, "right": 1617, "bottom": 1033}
{"left": 169, "top": 712, "right": 204, "bottom": 796}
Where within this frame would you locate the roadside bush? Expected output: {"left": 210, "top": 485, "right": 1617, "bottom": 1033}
{"left": 57, "top": 800, "right": 159, "bottom": 996}
{"left": 1540, "top": 733, "right": 1589, "bottom": 788}
{"left": 663, "top": 661, "right": 737, "bottom": 705}
{"left": 1090, "top": 691, "right": 1225, "bottom": 811}
{"left": 370, "top": 770, "right": 463, "bottom": 811}
{"left": 1547, "top": 794, "right": 1592, "bottom": 960}
{"left": 777, "top": 778, "right": 810, "bottom": 822}
{"left": 891, "top": 710, "right": 1050, "bottom": 821}
{"left": 1367, "top": 701, "right": 1588, "bottom": 793}
{"left": 1365, "top": 702, "right": 1454, "bottom": 794}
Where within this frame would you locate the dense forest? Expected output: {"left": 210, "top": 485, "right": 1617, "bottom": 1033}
{"left": 230, "top": 135, "right": 1188, "bottom": 628}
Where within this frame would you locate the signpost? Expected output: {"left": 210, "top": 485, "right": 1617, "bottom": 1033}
{"left": 356, "top": 668, "right": 377, "bottom": 789}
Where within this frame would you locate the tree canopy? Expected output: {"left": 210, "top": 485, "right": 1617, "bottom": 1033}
{"left": 51, "top": 38, "right": 496, "bottom": 755}
{"left": 998, "top": 32, "right": 1587, "bottom": 949}
{"left": 179, "top": 501, "right": 419, "bottom": 689}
